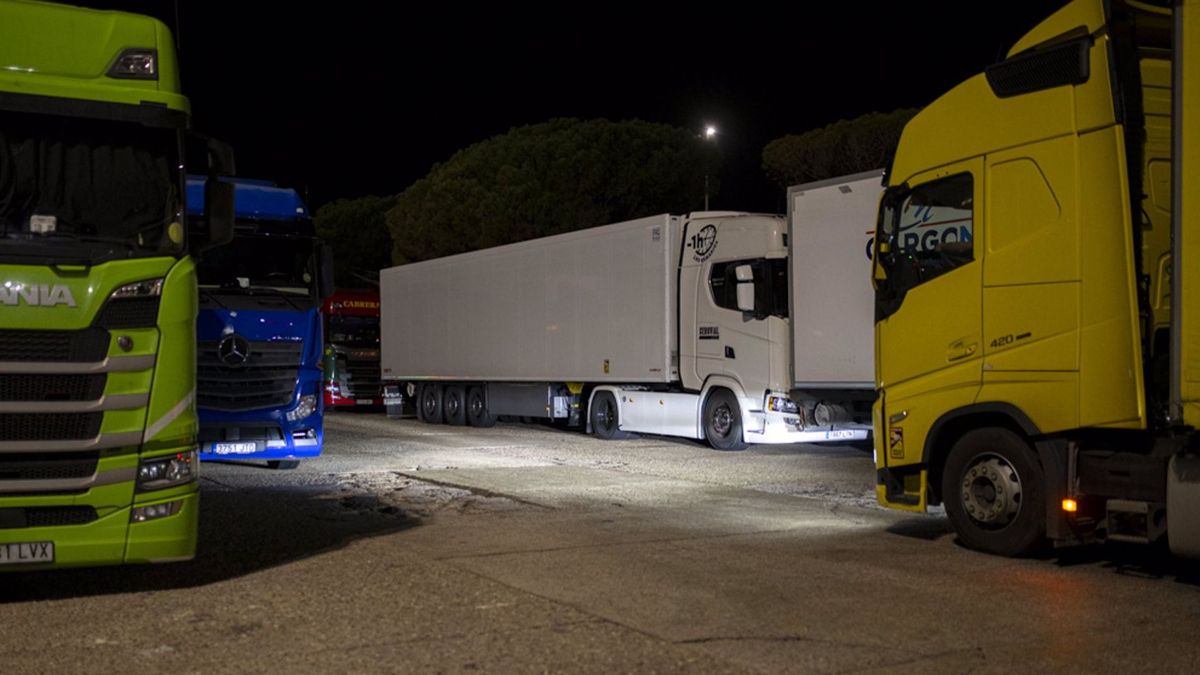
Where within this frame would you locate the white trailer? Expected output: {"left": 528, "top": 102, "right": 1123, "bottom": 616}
{"left": 788, "top": 170, "right": 883, "bottom": 427}
{"left": 381, "top": 175, "right": 881, "bottom": 449}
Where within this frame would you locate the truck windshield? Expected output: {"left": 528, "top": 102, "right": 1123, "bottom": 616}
{"left": 0, "top": 110, "right": 183, "bottom": 264}
{"left": 196, "top": 233, "right": 317, "bottom": 297}
{"left": 328, "top": 315, "right": 380, "bottom": 347}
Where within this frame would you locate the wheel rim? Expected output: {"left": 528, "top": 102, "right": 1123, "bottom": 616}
{"left": 597, "top": 400, "right": 615, "bottom": 431}
{"left": 423, "top": 391, "right": 437, "bottom": 416}
{"left": 710, "top": 403, "right": 733, "bottom": 438}
{"left": 959, "top": 453, "right": 1023, "bottom": 528}
{"left": 469, "top": 395, "right": 484, "bottom": 417}
{"left": 447, "top": 393, "right": 460, "bottom": 417}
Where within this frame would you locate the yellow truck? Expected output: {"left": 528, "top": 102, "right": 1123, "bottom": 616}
{"left": 872, "top": 0, "right": 1200, "bottom": 557}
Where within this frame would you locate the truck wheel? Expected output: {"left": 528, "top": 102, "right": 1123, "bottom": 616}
{"left": 941, "top": 427, "right": 1045, "bottom": 556}
{"left": 466, "top": 386, "right": 497, "bottom": 427}
{"left": 703, "top": 389, "right": 748, "bottom": 451}
{"left": 590, "top": 391, "right": 632, "bottom": 440}
{"left": 444, "top": 385, "right": 467, "bottom": 426}
{"left": 267, "top": 460, "right": 299, "bottom": 470}
{"left": 418, "top": 383, "right": 444, "bottom": 424}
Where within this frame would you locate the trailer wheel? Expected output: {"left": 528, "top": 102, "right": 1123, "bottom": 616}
{"left": 590, "top": 391, "right": 632, "bottom": 440}
{"left": 466, "top": 387, "right": 497, "bottom": 428}
{"left": 444, "top": 385, "right": 467, "bottom": 426}
{"left": 703, "top": 389, "right": 748, "bottom": 451}
{"left": 418, "top": 383, "right": 444, "bottom": 424}
{"left": 941, "top": 427, "right": 1045, "bottom": 556}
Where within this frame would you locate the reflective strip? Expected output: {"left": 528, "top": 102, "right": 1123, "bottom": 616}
{"left": 0, "top": 355, "right": 155, "bottom": 375}
{"left": 0, "top": 393, "right": 149, "bottom": 414}
{"left": 143, "top": 391, "right": 194, "bottom": 443}
{"left": 0, "top": 431, "right": 143, "bottom": 453}
{"left": 0, "top": 467, "right": 137, "bottom": 495}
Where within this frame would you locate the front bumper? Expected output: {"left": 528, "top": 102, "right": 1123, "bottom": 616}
{"left": 743, "top": 411, "right": 871, "bottom": 444}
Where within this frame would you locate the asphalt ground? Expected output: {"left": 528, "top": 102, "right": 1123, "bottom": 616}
{"left": 1, "top": 411, "right": 1198, "bottom": 673}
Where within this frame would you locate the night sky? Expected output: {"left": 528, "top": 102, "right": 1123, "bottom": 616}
{"left": 93, "top": 1, "right": 1069, "bottom": 213}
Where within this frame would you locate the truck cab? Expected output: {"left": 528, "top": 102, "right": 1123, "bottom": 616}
{"left": 323, "top": 289, "right": 383, "bottom": 407}
{"left": 188, "top": 178, "right": 333, "bottom": 469}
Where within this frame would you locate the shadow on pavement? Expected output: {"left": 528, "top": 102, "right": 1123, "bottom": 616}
{"left": 0, "top": 481, "right": 417, "bottom": 602}
{"left": 885, "top": 516, "right": 954, "bottom": 541}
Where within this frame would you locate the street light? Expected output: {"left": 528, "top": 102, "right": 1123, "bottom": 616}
{"left": 703, "top": 125, "right": 717, "bottom": 210}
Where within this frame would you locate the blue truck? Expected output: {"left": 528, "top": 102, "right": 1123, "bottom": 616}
{"left": 187, "top": 177, "right": 333, "bottom": 469}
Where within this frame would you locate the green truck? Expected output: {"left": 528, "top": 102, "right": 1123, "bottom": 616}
{"left": 0, "top": 0, "right": 233, "bottom": 568}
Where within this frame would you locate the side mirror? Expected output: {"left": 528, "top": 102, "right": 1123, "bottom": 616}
{"left": 200, "top": 179, "right": 235, "bottom": 254}
{"left": 735, "top": 264, "right": 755, "bottom": 313}
{"left": 319, "top": 244, "right": 336, "bottom": 300}
{"left": 204, "top": 136, "right": 236, "bottom": 178}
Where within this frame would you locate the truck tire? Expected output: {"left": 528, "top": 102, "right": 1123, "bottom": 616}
{"left": 267, "top": 460, "right": 300, "bottom": 470}
{"left": 418, "top": 383, "right": 444, "bottom": 424}
{"left": 703, "top": 389, "right": 748, "bottom": 451}
{"left": 444, "top": 385, "right": 467, "bottom": 426}
{"left": 590, "top": 391, "right": 632, "bottom": 440}
{"left": 466, "top": 386, "right": 497, "bottom": 428}
{"left": 941, "top": 427, "right": 1045, "bottom": 556}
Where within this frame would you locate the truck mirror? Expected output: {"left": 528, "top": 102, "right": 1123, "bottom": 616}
{"left": 319, "top": 244, "right": 336, "bottom": 300}
{"left": 205, "top": 136, "right": 236, "bottom": 177}
{"left": 201, "top": 179, "right": 236, "bottom": 253}
{"left": 735, "top": 264, "right": 755, "bottom": 312}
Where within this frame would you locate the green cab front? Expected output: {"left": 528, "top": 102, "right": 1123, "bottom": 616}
{"left": 0, "top": 0, "right": 220, "bottom": 569}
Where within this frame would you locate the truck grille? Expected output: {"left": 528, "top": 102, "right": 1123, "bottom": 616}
{"left": 0, "top": 374, "right": 107, "bottom": 402}
{"left": 342, "top": 359, "right": 382, "bottom": 399}
{"left": 0, "top": 327, "right": 109, "bottom": 362}
{"left": 0, "top": 413, "right": 102, "bottom": 441}
{"left": 0, "top": 507, "right": 98, "bottom": 529}
{"left": 0, "top": 452, "right": 98, "bottom": 481}
{"left": 197, "top": 340, "right": 302, "bottom": 411}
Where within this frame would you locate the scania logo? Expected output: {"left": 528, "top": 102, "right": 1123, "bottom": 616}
{"left": 0, "top": 283, "right": 76, "bottom": 307}
{"left": 217, "top": 334, "right": 251, "bottom": 367}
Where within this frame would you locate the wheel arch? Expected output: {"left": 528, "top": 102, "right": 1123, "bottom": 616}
{"left": 923, "top": 403, "right": 1041, "bottom": 504}
{"left": 585, "top": 385, "right": 624, "bottom": 435}
{"left": 699, "top": 376, "right": 752, "bottom": 443}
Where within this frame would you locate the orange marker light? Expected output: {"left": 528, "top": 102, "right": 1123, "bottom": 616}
{"left": 1062, "top": 498, "right": 1078, "bottom": 513}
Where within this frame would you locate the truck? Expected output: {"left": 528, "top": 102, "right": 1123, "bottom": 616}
{"left": 323, "top": 289, "right": 383, "bottom": 408}
{"left": 0, "top": 0, "right": 234, "bottom": 568}
{"left": 188, "top": 177, "right": 333, "bottom": 470}
{"left": 871, "top": 0, "right": 1200, "bottom": 557}
{"left": 380, "top": 176, "right": 881, "bottom": 449}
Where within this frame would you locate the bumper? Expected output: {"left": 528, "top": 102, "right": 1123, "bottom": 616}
{"left": 0, "top": 487, "right": 198, "bottom": 570}
{"left": 198, "top": 409, "right": 323, "bottom": 462}
{"left": 743, "top": 411, "right": 871, "bottom": 445}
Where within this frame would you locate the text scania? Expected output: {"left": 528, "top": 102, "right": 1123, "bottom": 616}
{"left": 0, "top": 284, "right": 77, "bottom": 307}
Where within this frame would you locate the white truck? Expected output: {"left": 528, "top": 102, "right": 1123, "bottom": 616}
{"left": 380, "top": 170, "right": 882, "bottom": 449}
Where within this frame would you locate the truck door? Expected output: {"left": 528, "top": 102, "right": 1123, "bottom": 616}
{"left": 874, "top": 161, "right": 984, "bottom": 456}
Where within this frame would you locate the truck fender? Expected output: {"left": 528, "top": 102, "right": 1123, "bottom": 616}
{"left": 699, "top": 376, "right": 754, "bottom": 443}
{"left": 585, "top": 385, "right": 625, "bottom": 435}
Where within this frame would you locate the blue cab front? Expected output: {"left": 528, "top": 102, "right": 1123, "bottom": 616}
{"left": 188, "top": 177, "right": 333, "bottom": 467}
{"left": 196, "top": 306, "right": 324, "bottom": 463}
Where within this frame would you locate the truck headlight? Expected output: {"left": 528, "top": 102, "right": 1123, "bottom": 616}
{"left": 287, "top": 394, "right": 317, "bottom": 421}
{"left": 137, "top": 450, "right": 198, "bottom": 491}
{"left": 109, "top": 277, "right": 164, "bottom": 299}
{"left": 766, "top": 395, "right": 799, "bottom": 414}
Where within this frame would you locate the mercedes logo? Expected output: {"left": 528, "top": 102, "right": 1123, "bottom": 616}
{"left": 217, "top": 334, "right": 251, "bottom": 367}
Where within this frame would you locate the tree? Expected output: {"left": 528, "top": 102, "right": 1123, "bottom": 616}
{"left": 314, "top": 194, "right": 397, "bottom": 288}
{"left": 386, "top": 118, "right": 719, "bottom": 264}
{"left": 762, "top": 109, "right": 916, "bottom": 188}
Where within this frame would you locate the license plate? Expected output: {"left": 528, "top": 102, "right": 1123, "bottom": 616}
{"left": 212, "top": 442, "right": 259, "bottom": 455}
{"left": 0, "top": 541, "right": 54, "bottom": 566}
{"left": 824, "top": 430, "right": 858, "bottom": 440}
{"left": 356, "top": 400, "right": 374, "bottom": 405}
